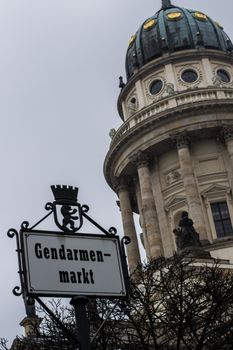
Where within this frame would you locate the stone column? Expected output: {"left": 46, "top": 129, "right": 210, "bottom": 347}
{"left": 150, "top": 158, "right": 176, "bottom": 257}
{"left": 114, "top": 177, "right": 141, "bottom": 273}
{"left": 172, "top": 132, "right": 208, "bottom": 242}
{"left": 131, "top": 151, "right": 163, "bottom": 259}
{"left": 222, "top": 125, "right": 233, "bottom": 191}
{"left": 135, "top": 179, "right": 151, "bottom": 259}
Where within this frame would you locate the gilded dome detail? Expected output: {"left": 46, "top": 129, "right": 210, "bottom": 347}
{"left": 125, "top": 3, "right": 233, "bottom": 80}
{"left": 143, "top": 19, "right": 157, "bottom": 31}
{"left": 167, "top": 12, "right": 182, "bottom": 21}
{"left": 193, "top": 12, "right": 208, "bottom": 21}
{"left": 128, "top": 34, "right": 136, "bottom": 47}
{"left": 215, "top": 22, "right": 224, "bottom": 30}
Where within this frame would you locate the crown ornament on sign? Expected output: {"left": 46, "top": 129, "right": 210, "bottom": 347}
{"left": 51, "top": 185, "right": 78, "bottom": 204}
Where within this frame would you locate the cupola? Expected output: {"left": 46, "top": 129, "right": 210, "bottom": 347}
{"left": 126, "top": 0, "right": 233, "bottom": 79}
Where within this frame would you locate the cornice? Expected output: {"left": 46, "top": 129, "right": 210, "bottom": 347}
{"left": 197, "top": 172, "right": 228, "bottom": 185}
{"left": 206, "top": 237, "right": 233, "bottom": 251}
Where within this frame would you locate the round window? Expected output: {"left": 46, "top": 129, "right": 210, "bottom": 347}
{"left": 217, "top": 69, "right": 231, "bottom": 83}
{"left": 149, "top": 80, "right": 163, "bottom": 95}
{"left": 181, "top": 69, "right": 198, "bottom": 83}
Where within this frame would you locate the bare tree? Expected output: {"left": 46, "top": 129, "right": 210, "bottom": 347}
{"left": 91, "top": 255, "right": 233, "bottom": 350}
{"left": 5, "top": 254, "right": 233, "bottom": 349}
{"left": 0, "top": 338, "right": 9, "bottom": 350}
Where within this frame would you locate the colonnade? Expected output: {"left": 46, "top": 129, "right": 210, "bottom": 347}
{"left": 114, "top": 126, "right": 233, "bottom": 273}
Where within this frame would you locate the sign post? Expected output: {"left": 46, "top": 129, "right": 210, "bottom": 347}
{"left": 8, "top": 185, "right": 130, "bottom": 349}
{"left": 71, "top": 297, "right": 91, "bottom": 350}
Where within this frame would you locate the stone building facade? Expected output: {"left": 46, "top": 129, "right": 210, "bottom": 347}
{"left": 104, "top": 0, "right": 233, "bottom": 272}
{"left": 10, "top": 1, "right": 233, "bottom": 347}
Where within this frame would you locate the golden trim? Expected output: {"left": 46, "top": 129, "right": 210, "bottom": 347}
{"left": 215, "top": 21, "right": 223, "bottom": 30}
{"left": 128, "top": 34, "right": 136, "bottom": 46}
{"left": 194, "top": 12, "right": 208, "bottom": 21}
{"left": 167, "top": 12, "right": 182, "bottom": 21}
{"left": 143, "top": 19, "right": 156, "bottom": 30}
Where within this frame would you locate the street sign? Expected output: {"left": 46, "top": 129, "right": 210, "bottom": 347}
{"left": 9, "top": 185, "right": 131, "bottom": 349}
{"left": 21, "top": 230, "right": 128, "bottom": 298}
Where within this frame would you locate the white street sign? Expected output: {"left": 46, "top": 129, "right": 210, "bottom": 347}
{"left": 21, "top": 230, "right": 128, "bottom": 298}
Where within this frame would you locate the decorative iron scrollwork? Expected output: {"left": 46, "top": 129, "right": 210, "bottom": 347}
{"left": 8, "top": 228, "right": 25, "bottom": 297}
{"left": 13, "top": 286, "right": 23, "bottom": 297}
{"left": 21, "top": 221, "right": 30, "bottom": 230}
{"left": 7, "top": 228, "right": 18, "bottom": 239}
{"left": 45, "top": 202, "right": 53, "bottom": 211}
{"left": 82, "top": 205, "right": 90, "bottom": 213}
{"left": 8, "top": 185, "right": 122, "bottom": 303}
{"left": 108, "top": 227, "right": 117, "bottom": 235}
{"left": 121, "top": 236, "right": 131, "bottom": 247}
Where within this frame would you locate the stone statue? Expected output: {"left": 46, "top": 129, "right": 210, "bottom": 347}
{"left": 165, "top": 82, "right": 175, "bottom": 95}
{"left": 212, "top": 75, "right": 222, "bottom": 87}
{"left": 173, "top": 211, "right": 202, "bottom": 252}
{"left": 109, "top": 128, "right": 117, "bottom": 139}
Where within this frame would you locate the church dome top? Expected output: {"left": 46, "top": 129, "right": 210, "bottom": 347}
{"left": 126, "top": 0, "right": 233, "bottom": 80}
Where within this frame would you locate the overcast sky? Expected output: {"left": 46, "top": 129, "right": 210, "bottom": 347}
{"left": 1, "top": 0, "right": 233, "bottom": 344}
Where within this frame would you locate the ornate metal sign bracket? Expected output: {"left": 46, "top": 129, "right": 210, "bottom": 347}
{"left": 7, "top": 185, "right": 131, "bottom": 349}
{"left": 16, "top": 185, "right": 117, "bottom": 235}
{"left": 7, "top": 185, "right": 131, "bottom": 299}
{"left": 46, "top": 185, "right": 117, "bottom": 235}
{"left": 7, "top": 228, "right": 25, "bottom": 297}
{"left": 8, "top": 185, "right": 117, "bottom": 238}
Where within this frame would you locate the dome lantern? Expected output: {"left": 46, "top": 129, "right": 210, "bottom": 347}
{"left": 162, "top": 0, "right": 172, "bottom": 9}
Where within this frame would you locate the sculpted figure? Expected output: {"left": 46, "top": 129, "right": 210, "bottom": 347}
{"left": 173, "top": 211, "right": 202, "bottom": 251}
{"left": 109, "top": 128, "right": 117, "bottom": 139}
{"left": 165, "top": 82, "right": 175, "bottom": 95}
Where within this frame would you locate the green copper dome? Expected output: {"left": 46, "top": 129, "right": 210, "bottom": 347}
{"left": 126, "top": 0, "right": 233, "bottom": 79}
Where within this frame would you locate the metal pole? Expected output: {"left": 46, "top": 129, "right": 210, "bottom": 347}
{"left": 70, "top": 296, "right": 91, "bottom": 350}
